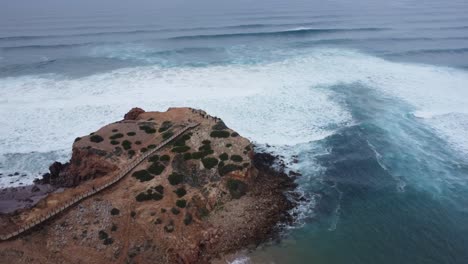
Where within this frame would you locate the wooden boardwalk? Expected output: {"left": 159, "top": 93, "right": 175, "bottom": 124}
{"left": 0, "top": 122, "right": 199, "bottom": 241}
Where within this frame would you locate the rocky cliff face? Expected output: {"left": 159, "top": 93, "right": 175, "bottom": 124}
{"left": 0, "top": 107, "right": 297, "bottom": 264}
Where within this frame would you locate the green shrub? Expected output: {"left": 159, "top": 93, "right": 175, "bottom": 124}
{"left": 230, "top": 155, "right": 243, "bottom": 163}
{"left": 183, "top": 153, "right": 192, "bottom": 160}
{"left": 158, "top": 121, "right": 172, "bottom": 132}
{"left": 145, "top": 128, "right": 156, "bottom": 134}
{"left": 141, "top": 148, "right": 148, "bottom": 153}
{"left": 210, "top": 130, "right": 230, "bottom": 138}
{"left": 198, "top": 144, "right": 211, "bottom": 152}
{"left": 122, "top": 140, "right": 132, "bottom": 150}
{"left": 226, "top": 179, "right": 248, "bottom": 199}
{"left": 160, "top": 155, "right": 170, "bottom": 162}
{"left": 162, "top": 131, "right": 174, "bottom": 139}
{"left": 128, "top": 150, "right": 136, "bottom": 157}
{"left": 172, "top": 146, "right": 190, "bottom": 153}
{"left": 74, "top": 137, "right": 81, "bottom": 142}
{"left": 131, "top": 211, "right": 136, "bottom": 218}
{"left": 191, "top": 152, "right": 203, "bottom": 160}
{"left": 148, "top": 155, "right": 159, "bottom": 162}
{"left": 110, "top": 140, "right": 120, "bottom": 145}
{"left": 202, "top": 157, "right": 219, "bottom": 169}
{"left": 90, "top": 135, "right": 104, "bottom": 143}
{"left": 176, "top": 199, "right": 187, "bottom": 208}
{"left": 202, "top": 140, "right": 211, "bottom": 145}
{"left": 184, "top": 213, "right": 193, "bottom": 225}
{"left": 98, "top": 230, "right": 108, "bottom": 240}
{"left": 243, "top": 162, "right": 250, "bottom": 168}
{"left": 132, "top": 170, "right": 154, "bottom": 182}
{"left": 148, "top": 162, "right": 165, "bottom": 175}
{"left": 111, "top": 224, "right": 117, "bottom": 232}
{"left": 231, "top": 132, "right": 239, "bottom": 137}
{"left": 245, "top": 145, "right": 252, "bottom": 151}
{"left": 219, "top": 153, "right": 228, "bottom": 161}
{"left": 110, "top": 133, "right": 124, "bottom": 140}
{"left": 168, "top": 173, "right": 184, "bottom": 185}
{"left": 148, "top": 144, "right": 156, "bottom": 149}
{"left": 226, "top": 143, "right": 232, "bottom": 147}
{"left": 219, "top": 164, "right": 243, "bottom": 176}
{"left": 161, "top": 208, "right": 167, "bottom": 213}
{"left": 127, "top": 132, "right": 136, "bottom": 136}
{"left": 154, "top": 185, "right": 164, "bottom": 194}
{"left": 171, "top": 207, "right": 180, "bottom": 215}
{"left": 103, "top": 238, "right": 114, "bottom": 245}
{"left": 135, "top": 141, "right": 142, "bottom": 145}
{"left": 112, "top": 129, "right": 118, "bottom": 132}
{"left": 135, "top": 190, "right": 163, "bottom": 202}
{"left": 174, "top": 187, "right": 187, "bottom": 198}
{"left": 212, "top": 121, "right": 228, "bottom": 130}
{"left": 110, "top": 208, "right": 120, "bottom": 215}
{"left": 154, "top": 218, "right": 162, "bottom": 225}
{"left": 218, "top": 161, "right": 225, "bottom": 168}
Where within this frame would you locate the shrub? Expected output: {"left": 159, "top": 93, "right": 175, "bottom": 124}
{"left": 212, "top": 121, "right": 228, "bottom": 130}
{"left": 135, "top": 141, "right": 142, "bottom": 145}
{"left": 226, "top": 179, "right": 248, "bottom": 199}
{"left": 202, "top": 140, "right": 211, "bottom": 145}
{"left": 210, "top": 130, "right": 230, "bottom": 138}
{"left": 161, "top": 208, "right": 167, "bottom": 213}
{"left": 74, "top": 137, "right": 81, "bottom": 142}
{"left": 174, "top": 187, "right": 187, "bottom": 198}
{"left": 110, "top": 140, "right": 120, "bottom": 145}
{"left": 198, "top": 144, "right": 211, "bottom": 152}
{"left": 168, "top": 173, "right": 184, "bottom": 185}
{"left": 184, "top": 213, "right": 193, "bottom": 225}
{"left": 110, "top": 133, "right": 124, "bottom": 140}
{"left": 148, "top": 144, "right": 157, "bottom": 149}
{"left": 110, "top": 208, "right": 120, "bottom": 216}
{"left": 127, "top": 132, "right": 136, "bottom": 136}
{"left": 171, "top": 207, "right": 180, "bottom": 215}
{"left": 148, "top": 155, "right": 159, "bottom": 162}
{"left": 245, "top": 145, "right": 252, "bottom": 151}
{"left": 135, "top": 191, "right": 163, "bottom": 202}
{"left": 145, "top": 128, "right": 156, "bottom": 134}
{"left": 112, "top": 129, "right": 118, "bottom": 132}
{"left": 172, "top": 146, "right": 190, "bottom": 153}
{"left": 103, "top": 238, "right": 114, "bottom": 245}
{"left": 226, "top": 143, "right": 232, "bottom": 147}
{"left": 141, "top": 148, "right": 148, "bottom": 153}
{"left": 148, "top": 162, "right": 165, "bottom": 175}
{"left": 98, "top": 230, "right": 108, "bottom": 240}
{"left": 218, "top": 161, "right": 225, "bottom": 168}
{"left": 132, "top": 170, "right": 154, "bottom": 182}
{"left": 176, "top": 199, "right": 187, "bottom": 208}
{"left": 191, "top": 152, "right": 203, "bottom": 160}
{"left": 219, "top": 153, "right": 228, "bottom": 161}
{"left": 183, "top": 153, "right": 192, "bottom": 160}
{"left": 131, "top": 211, "right": 136, "bottom": 218}
{"left": 160, "top": 155, "right": 170, "bottom": 162}
{"left": 230, "top": 155, "right": 243, "bottom": 163}
{"left": 218, "top": 164, "right": 243, "bottom": 176}
{"left": 231, "top": 132, "right": 239, "bottom": 137}
{"left": 111, "top": 224, "right": 118, "bottom": 232}
{"left": 202, "top": 157, "right": 218, "bottom": 169}
{"left": 128, "top": 150, "right": 136, "bottom": 157}
{"left": 122, "top": 140, "right": 132, "bottom": 150}
{"left": 154, "top": 218, "right": 162, "bottom": 225}
{"left": 90, "top": 135, "right": 104, "bottom": 143}
{"left": 154, "top": 185, "right": 164, "bottom": 194}
{"left": 162, "top": 131, "right": 174, "bottom": 139}
{"left": 243, "top": 162, "right": 250, "bottom": 168}
{"left": 158, "top": 121, "right": 172, "bottom": 132}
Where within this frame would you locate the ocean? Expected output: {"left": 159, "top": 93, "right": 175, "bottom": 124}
{"left": 1, "top": 0, "right": 468, "bottom": 263}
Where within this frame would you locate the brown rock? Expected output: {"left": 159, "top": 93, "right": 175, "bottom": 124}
{"left": 123, "top": 107, "right": 145, "bottom": 120}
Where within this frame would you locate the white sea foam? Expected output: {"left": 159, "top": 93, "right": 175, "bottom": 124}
{"left": 1, "top": 48, "right": 468, "bottom": 187}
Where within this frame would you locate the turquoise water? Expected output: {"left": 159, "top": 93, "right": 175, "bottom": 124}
{"left": 1, "top": 0, "right": 468, "bottom": 263}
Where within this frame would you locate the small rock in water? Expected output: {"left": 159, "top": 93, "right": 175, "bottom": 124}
{"left": 14, "top": 172, "right": 19, "bottom": 176}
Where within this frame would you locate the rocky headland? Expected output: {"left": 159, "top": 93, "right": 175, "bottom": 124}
{"left": 0, "top": 107, "right": 297, "bottom": 263}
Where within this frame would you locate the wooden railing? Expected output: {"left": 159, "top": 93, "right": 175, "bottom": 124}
{"left": 0, "top": 122, "right": 199, "bottom": 241}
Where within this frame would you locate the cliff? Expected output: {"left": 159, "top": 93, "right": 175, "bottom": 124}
{"left": 0, "top": 107, "right": 296, "bottom": 263}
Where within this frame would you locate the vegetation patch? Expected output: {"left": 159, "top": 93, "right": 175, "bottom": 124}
{"left": 243, "top": 162, "right": 250, "bottom": 168}
{"left": 132, "top": 170, "right": 154, "bottom": 182}
{"left": 135, "top": 185, "right": 164, "bottom": 202}
{"left": 90, "top": 135, "right": 104, "bottom": 143}
{"left": 226, "top": 143, "right": 232, "bottom": 148}
{"left": 111, "top": 224, "right": 118, "bottom": 232}
{"left": 172, "top": 146, "right": 190, "bottom": 153}
{"left": 171, "top": 207, "right": 180, "bottom": 215}
{"left": 202, "top": 157, "right": 219, "bottom": 169}
{"left": 183, "top": 153, "right": 192, "bottom": 160}
{"left": 168, "top": 172, "right": 184, "bottom": 185}
{"left": 245, "top": 145, "right": 252, "bottom": 151}
{"left": 127, "top": 132, "right": 136, "bottom": 136}
{"left": 212, "top": 121, "right": 228, "bottom": 130}
{"left": 122, "top": 140, "right": 132, "bottom": 150}
{"left": 135, "top": 141, "right": 142, "bottom": 145}
{"left": 141, "top": 147, "right": 148, "bottom": 153}
{"left": 110, "top": 133, "right": 124, "bottom": 140}
{"left": 230, "top": 155, "right": 243, "bottom": 163}
{"left": 231, "top": 132, "right": 239, "bottom": 137}
{"left": 174, "top": 187, "right": 187, "bottom": 198}
{"left": 103, "top": 238, "right": 114, "bottom": 245}
{"left": 173, "top": 133, "right": 191, "bottom": 147}
{"left": 110, "top": 140, "right": 120, "bottom": 145}
{"left": 148, "top": 162, "right": 165, "bottom": 175}
{"left": 184, "top": 213, "right": 193, "bottom": 225}
{"left": 74, "top": 137, "right": 81, "bottom": 142}
{"left": 110, "top": 208, "right": 120, "bottom": 216}
{"left": 202, "top": 140, "right": 211, "bottom": 145}
{"left": 148, "top": 144, "right": 156, "bottom": 149}
{"left": 139, "top": 125, "right": 156, "bottom": 134}
{"left": 219, "top": 153, "right": 229, "bottom": 161}
{"left": 219, "top": 164, "right": 243, "bottom": 176}
{"left": 148, "top": 155, "right": 159, "bottom": 162}
{"left": 158, "top": 121, "right": 172, "bottom": 132}
{"left": 176, "top": 199, "right": 187, "bottom": 208}
{"left": 226, "top": 179, "right": 248, "bottom": 199}
{"left": 112, "top": 129, "right": 118, "bottom": 132}
{"left": 160, "top": 155, "right": 170, "bottom": 162}
{"left": 98, "top": 230, "right": 109, "bottom": 240}
{"left": 128, "top": 150, "right": 136, "bottom": 157}
{"left": 162, "top": 131, "right": 174, "bottom": 139}
{"left": 210, "top": 130, "right": 230, "bottom": 138}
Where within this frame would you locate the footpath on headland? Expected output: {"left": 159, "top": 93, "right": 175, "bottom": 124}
{"left": 0, "top": 122, "right": 199, "bottom": 241}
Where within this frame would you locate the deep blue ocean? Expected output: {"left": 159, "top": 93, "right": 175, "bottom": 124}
{"left": 1, "top": 0, "right": 468, "bottom": 263}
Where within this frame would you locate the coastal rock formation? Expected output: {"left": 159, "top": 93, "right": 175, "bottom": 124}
{"left": 0, "top": 107, "right": 296, "bottom": 263}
